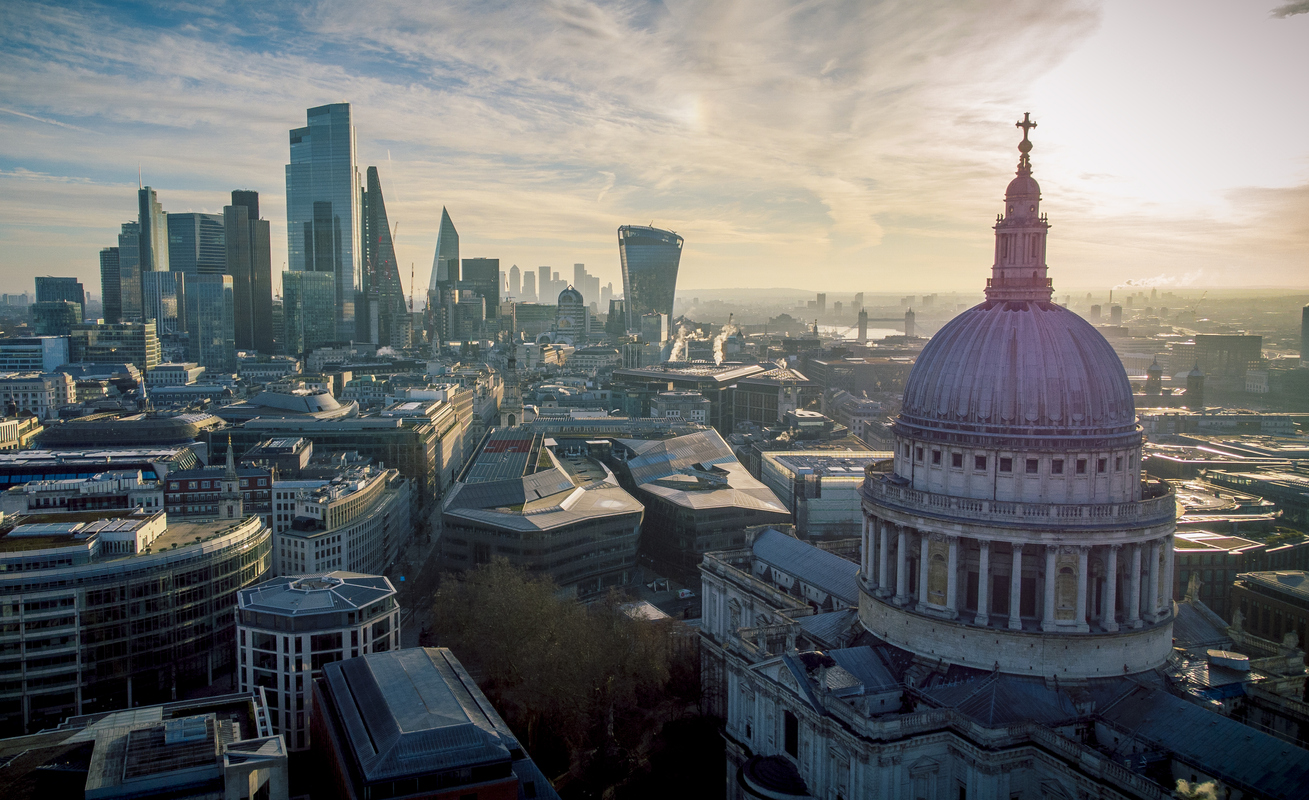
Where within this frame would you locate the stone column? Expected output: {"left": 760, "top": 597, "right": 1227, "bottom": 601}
{"left": 895, "top": 526, "right": 909, "bottom": 605}
{"left": 1161, "top": 534, "right": 1175, "bottom": 619}
{"left": 918, "top": 534, "right": 930, "bottom": 607}
{"left": 1076, "top": 546, "right": 1090, "bottom": 632}
{"left": 1145, "top": 540, "right": 1160, "bottom": 623}
{"left": 1128, "top": 543, "right": 1143, "bottom": 629}
{"left": 862, "top": 517, "right": 872, "bottom": 583}
{"left": 1103, "top": 544, "right": 1120, "bottom": 631}
{"left": 946, "top": 536, "right": 960, "bottom": 617}
{"left": 975, "top": 540, "right": 991, "bottom": 627}
{"left": 1042, "top": 545, "right": 1058, "bottom": 631}
{"left": 1008, "top": 544, "right": 1023, "bottom": 630}
{"left": 878, "top": 520, "right": 891, "bottom": 597}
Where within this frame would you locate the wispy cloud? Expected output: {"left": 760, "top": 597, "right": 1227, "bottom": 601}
{"left": 0, "top": 0, "right": 1305, "bottom": 296}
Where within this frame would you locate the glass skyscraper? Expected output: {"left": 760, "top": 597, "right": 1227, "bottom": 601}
{"left": 138, "top": 186, "right": 169, "bottom": 274}
{"left": 361, "top": 166, "right": 408, "bottom": 347}
{"left": 34, "top": 277, "right": 86, "bottom": 322}
{"left": 143, "top": 271, "right": 186, "bottom": 337}
{"left": 225, "top": 191, "right": 274, "bottom": 353}
{"left": 167, "top": 212, "right": 226, "bottom": 275}
{"left": 282, "top": 270, "right": 336, "bottom": 357}
{"left": 460, "top": 257, "right": 500, "bottom": 321}
{"left": 286, "top": 103, "right": 361, "bottom": 341}
{"left": 117, "top": 221, "right": 142, "bottom": 322}
{"left": 99, "top": 248, "right": 120, "bottom": 323}
{"left": 618, "top": 225, "right": 683, "bottom": 331}
{"left": 428, "top": 206, "right": 459, "bottom": 295}
{"left": 185, "top": 275, "right": 235, "bottom": 372}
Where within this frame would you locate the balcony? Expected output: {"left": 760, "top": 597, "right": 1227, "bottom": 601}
{"left": 862, "top": 474, "right": 1175, "bottom": 529}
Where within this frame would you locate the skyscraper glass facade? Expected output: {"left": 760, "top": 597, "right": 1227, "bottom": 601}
{"left": 99, "top": 248, "right": 121, "bottom": 323}
{"left": 143, "top": 271, "right": 186, "bottom": 337}
{"left": 617, "top": 225, "right": 683, "bottom": 331}
{"left": 137, "top": 186, "right": 169, "bottom": 274}
{"left": 185, "top": 274, "right": 235, "bottom": 372}
{"left": 361, "top": 166, "right": 408, "bottom": 347}
{"left": 286, "top": 103, "right": 360, "bottom": 341}
{"left": 117, "top": 221, "right": 142, "bottom": 322}
{"left": 428, "top": 207, "right": 460, "bottom": 294}
{"left": 282, "top": 270, "right": 336, "bottom": 357}
{"left": 460, "top": 258, "right": 500, "bottom": 321}
{"left": 225, "top": 192, "right": 274, "bottom": 353}
{"left": 34, "top": 277, "right": 85, "bottom": 321}
{"left": 167, "top": 212, "right": 226, "bottom": 275}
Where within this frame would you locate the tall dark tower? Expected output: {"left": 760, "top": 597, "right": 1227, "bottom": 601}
{"left": 1186, "top": 364, "right": 1205, "bottom": 409}
{"left": 361, "top": 167, "right": 408, "bottom": 347}
{"left": 618, "top": 225, "right": 683, "bottom": 332}
{"left": 1145, "top": 358, "right": 1163, "bottom": 396}
{"left": 904, "top": 308, "right": 916, "bottom": 339}
{"left": 857, "top": 309, "right": 869, "bottom": 343}
{"left": 1302, "top": 305, "right": 1308, "bottom": 367}
{"left": 225, "top": 190, "right": 274, "bottom": 352}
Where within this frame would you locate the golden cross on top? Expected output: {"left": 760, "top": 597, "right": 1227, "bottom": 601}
{"left": 1016, "top": 112, "right": 1037, "bottom": 142}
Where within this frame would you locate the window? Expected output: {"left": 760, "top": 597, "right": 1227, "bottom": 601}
{"left": 784, "top": 710, "right": 799, "bottom": 758}
{"left": 1025, "top": 459, "right": 1038, "bottom": 474}
{"left": 1097, "top": 458, "right": 1107, "bottom": 474}
{"left": 903, "top": 444, "right": 910, "bottom": 458}
{"left": 1076, "top": 459, "right": 1087, "bottom": 475}
{"left": 915, "top": 447, "right": 923, "bottom": 461}
{"left": 932, "top": 450, "right": 942, "bottom": 465}
{"left": 999, "top": 457, "right": 1013, "bottom": 472}
{"left": 975, "top": 455, "right": 987, "bottom": 470}
{"left": 1115, "top": 456, "right": 1123, "bottom": 471}
{"left": 1051, "top": 459, "right": 1064, "bottom": 475}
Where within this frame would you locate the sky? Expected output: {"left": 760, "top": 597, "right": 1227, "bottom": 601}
{"left": 0, "top": 0, "right": 1306, "bottom": 300}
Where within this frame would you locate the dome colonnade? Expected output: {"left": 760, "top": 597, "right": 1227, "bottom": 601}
{"left": 857, "top": 115, "right": 1176, "bottom": 678}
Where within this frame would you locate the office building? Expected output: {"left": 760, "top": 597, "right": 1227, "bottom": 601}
{"left": 69, "top": 320, "right": 161, "bottom": 371}
{"left": 185, "top": 274, "right": 236, "bottom": 373}
{"left": 649, "top": 390, "right": 709, "bottom": 423}
{"left": 428, "top": 206, "right": 460, "bottom": 294}
{"left": 225, "top": 190, "right": 275, "bottom": 353}
{"left": 118, "top": 221, "right": 143, "bottom": 321}
{"left": 311, "top": 648, "right": 560, "bottom": 800}
{"left": 618, "top": 224, "right": 683, "bottom": 331}
{"left": 270, "top": 463, "right": 411, "bottom": 577}
{"left": 30, "top": 300, "right": 81, "bottom": 336}
{"left": 137, "top": 185, "right": 169, "bottom": 275}
{"left": 508, "top": 263, "right": 521, "bottom": 298}
{"left": 553, "top": 285, "right": 586, "bottom": 345}
{"left": 0, "top": 509, "right": 271, "bottom": 734}
{"left": 759, "top": 450, "right": 890, "bottom": 538}
{"left": 0, "top": 445, "right": 202, "bottom": 492}
{"left": 33, "top": 277, "right": 85, "bottom": 321}
{"left": 442, "top": 429, "right": 644, "bottom": 598}
{"left": 733, "top": 364, "right": 821, "bottom": 428}
{"left": 237, "top": 571, "right": 397, "bottom": 750}
{"left": 608, "top": 429, "right": 788, "bottom": 581}
{"left": 521, "top": 268, "right": 536, "bottom": 302}
{"left": 147, "top": 362, "right": 205, "bottom": 386}
{"left": 286, "top": 103, "right": 361, "bottom": 340}
{"left": 640, "top": 312, "right": 667, "bottom": 344}
{"left": 99, "top": 246, "right": 121, "bottom": 323}
{"left": 461, "top": 257, "right": 501, "bottom": 320}
{"left": 282, "top": 270, "right": 336, "bottom": 356}
{"left": 0, "top": 336, "right": 68, "bottom": 373}
{"left": 572, "top": 262, "right": 600, "bottom": 306}
{"left": 0, "top": 692, "right": 288, "bottom": 800}
{"left": 612, "top": 362, "right": 767, "bottom": 433}
{"left": 0, "top": 372, "right": 75, "bottom": 420}
{"left": 166, "top": 211, "right": 225, "bottom": 275}
{"left": 360, "top": 166, "right": 408, "bottom": 347}
{"left": 142, "top": 269, "right": 186, "bottom": 336}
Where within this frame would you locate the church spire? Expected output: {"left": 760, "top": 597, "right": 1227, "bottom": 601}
{"left": 985, "top": 113, "right": 1054, "bottom": 304}
{"left": 225, "top": 433, "right": 236, "bottom": 480}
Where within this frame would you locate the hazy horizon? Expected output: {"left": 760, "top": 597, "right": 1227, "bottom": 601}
{"left": 2, "top": 0, "right": 1307, "bottom": 298}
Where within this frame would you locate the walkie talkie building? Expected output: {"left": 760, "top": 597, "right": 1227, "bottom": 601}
{"left": 617, "top": 225, "right": 683, "bottom": 332}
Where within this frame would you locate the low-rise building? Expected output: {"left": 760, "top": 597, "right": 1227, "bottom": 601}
{"left": 236, "top": 353, "right": 301, "bottom": 384}
{"left": 0, "top": 445, "right": 202, "bottom": 490}
{"left": 0, "top": 372, "right": 74, "bottom": 420}
{"left": 0, "top": 468, "right": 162, "bottom": 516}
{"left": 0, "top": 509, "right": 271, "bottom": 734}
{"left": 1233, "top": 571, "right": 1309, "bottom": 653}
{"left": 0, "top": 416, "right": 42, "bottom": 451}
{"left": 650, "top": 390, "right": 710, "bottom": 423}
{"left": 568, "top": 345, "right": 621, "bottom": 372}
{"left": 237, "top": 571, "right": 398, "bottom": 751}
{"left": 0, "top": 692, "right": 287, "bottom": 800}
{"left": 0, "top": 336, "right": 68, "bottom": 373}
{"left": 272, "top": 464, "right": 411, "bottom": 577}
{"left": 760, "top": 451, "right": 892, "bottom": 539}
{"left": 147, "top": 362, "right": 205, "bottom": 386}
{"left": 441, "top": 429, "right": 644, "bottom": 598}
{"left": 311, "top": 647, "right": 560, "bottom": 800}
{"left": 69, "top": 320, "right": 161, "bottom": 372}
{"left": 165, "top": 464, "right": 273, "bottom": 528}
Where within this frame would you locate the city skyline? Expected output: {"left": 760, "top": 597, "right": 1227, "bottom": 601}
{"left": 0, "top": 1, "right": 1306, "bottom": 299}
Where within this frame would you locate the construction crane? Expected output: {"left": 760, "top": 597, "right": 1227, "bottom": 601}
{"left": 1188, "top": 290, "right": 1207, "bottom": 317}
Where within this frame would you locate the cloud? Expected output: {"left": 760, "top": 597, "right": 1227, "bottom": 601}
{"left": 1271, "top": 1, "right": 1309, "bottom": 17}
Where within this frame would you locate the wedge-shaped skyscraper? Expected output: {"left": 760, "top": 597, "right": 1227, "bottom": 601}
{"left": 361, "top": 166, "right": 409, "bottom": 347}
{"left": 618, "top": 225, "right": 683, "bottom": 332}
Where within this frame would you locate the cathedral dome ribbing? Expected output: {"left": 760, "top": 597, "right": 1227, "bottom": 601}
{"left": 897, "top": 301, "right": 1138, "bottom": 444}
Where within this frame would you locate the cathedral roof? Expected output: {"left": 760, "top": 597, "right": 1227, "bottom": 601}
{"left": 898, "top": 300, "right": 1138, "bottom": 442}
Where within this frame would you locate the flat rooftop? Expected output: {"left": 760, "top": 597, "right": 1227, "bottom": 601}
{"left": 770, "top": 452, "right": 892, "bottom": 476}
{"left": 464, "top": 430, "right": 541, "bottom": 484}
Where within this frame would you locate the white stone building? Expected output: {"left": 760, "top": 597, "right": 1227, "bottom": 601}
{"left": 237, "top": 571, "right": 398, "bottom": 751}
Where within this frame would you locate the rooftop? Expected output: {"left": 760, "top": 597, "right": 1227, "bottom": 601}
{"left": 753, "top": 528, "right": 860, "bottom": 606}
{"left": 1237, "top": 570, "right": 1309, "bottom": 602}
{"left": 768, "top": 451, "right": 892, "bottom": 478}
{"left": 238, "top": 571, "right": 394, "bottom": 615}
